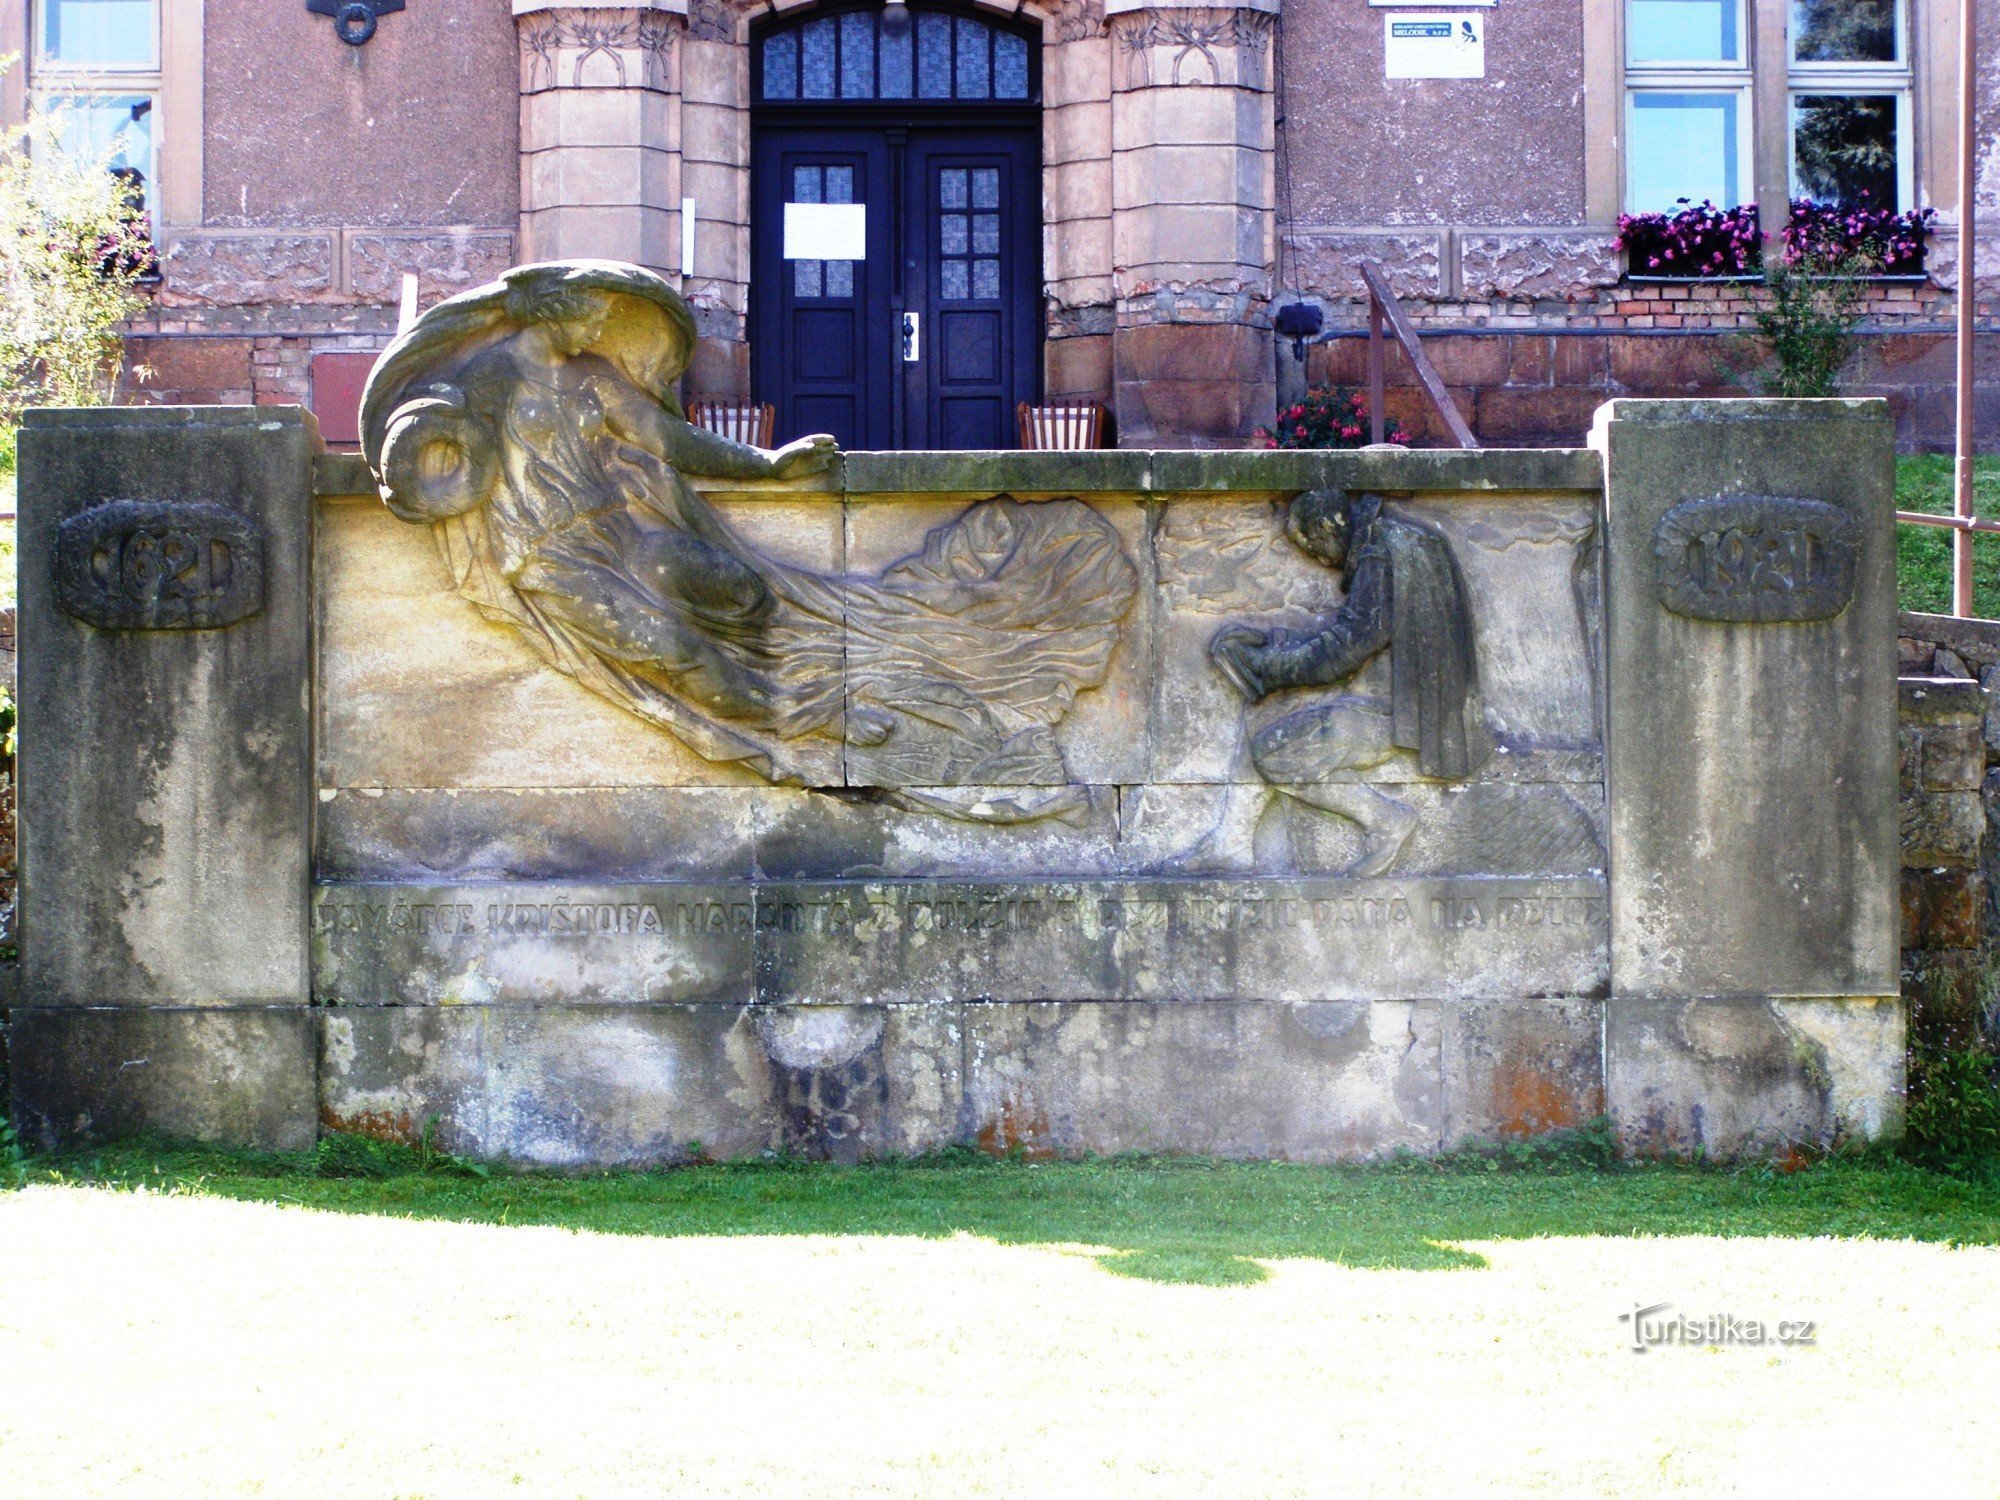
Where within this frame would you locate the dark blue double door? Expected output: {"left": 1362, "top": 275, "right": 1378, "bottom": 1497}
{"left": 752, "top": 124, "right": 1040, "bottom": 450}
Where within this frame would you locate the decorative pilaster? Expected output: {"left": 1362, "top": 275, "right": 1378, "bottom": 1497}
{"left": 1107, "top": 0, "right": 1278, "bottom": 444}
{"left": 515, "top": 0, "right": 686, "bottom": 276}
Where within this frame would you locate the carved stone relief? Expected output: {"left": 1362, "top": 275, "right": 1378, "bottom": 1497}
{"left": 55, "top": 500, "right": 265, "bottom": 630}
{"left": 1112, "top": 7, "right": 1274, "bottom": 89}
{"left": 360, "top": 261, "right": 1137, "bottom": 826}
{"left": 1652, "top": 494, "right": 1857, "bottom": 624}
{"left": 518, "top": 7, "right": 677, "bottom": 91}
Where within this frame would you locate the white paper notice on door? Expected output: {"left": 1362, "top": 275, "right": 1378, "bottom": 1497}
{"left": 784, "top": 202, "right": 867, "bottom": 261}
{"left": 1384, "top": 14, "right": 1484, "bottom": 79}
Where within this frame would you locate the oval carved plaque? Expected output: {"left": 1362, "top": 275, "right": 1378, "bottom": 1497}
{"left": 1652, "top": 494, "right": 1857, "bottom": 624}
{"left": 55, "top": 500, "right": 265, "bottom": 630}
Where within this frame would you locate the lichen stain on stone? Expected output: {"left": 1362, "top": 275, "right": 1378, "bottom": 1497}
{"left": 1487, "top": 1060, "right": 1592, "bottom": 1138}
{"left": 319, "top": 1102, "right": 420, "bottom": 1146}
{"left": 976, "top": 1092, "right": 1054, "bottom": 1159}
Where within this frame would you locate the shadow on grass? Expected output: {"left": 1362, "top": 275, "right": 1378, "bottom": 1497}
{"left": 18, "top": 1139, "right": 2000, "bottom": 1288}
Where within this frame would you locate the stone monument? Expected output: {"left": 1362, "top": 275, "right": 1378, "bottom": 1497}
{"left": 6, "top": 262, "right": 1902, "bottom": 1164}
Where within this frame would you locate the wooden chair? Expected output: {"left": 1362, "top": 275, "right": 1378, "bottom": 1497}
{"left": 1017, "top": 400, "right": 1106, "bottom": 451}
{"left": 688, "top": 399, "right": 776, "bottom": 447}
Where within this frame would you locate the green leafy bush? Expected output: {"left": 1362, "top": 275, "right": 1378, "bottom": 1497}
{"left": 1904, "top": 1039, "right": 2000, "bottom": 1179}
{"left": 1752, "top": 245, "right": 1874, "bottom": 397}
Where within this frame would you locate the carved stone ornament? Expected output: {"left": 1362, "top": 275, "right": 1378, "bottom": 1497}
{"left": 55, "top": 499, "right": 265, "bottom": 630}
{"left": 1652, "top": 494, "right": 1857, "bottom": 624}
{"left": 1192, "top": 488, "right": 1497, "bottom": 876}
{"left": 360, "top": 260, "right": 1137, "bottom": 825}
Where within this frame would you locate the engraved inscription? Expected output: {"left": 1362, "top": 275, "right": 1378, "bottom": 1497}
{"left": 1653, "top": 495, "right": 1856, "bottom": 624}
{"left": 55, "top": 499, "right": 265, "bottom": 630}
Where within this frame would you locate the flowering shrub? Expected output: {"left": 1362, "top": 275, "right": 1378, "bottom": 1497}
{"left": 1254, "top": 386, "right": 1406, "bottom": 450}
{"left": 1784, "top": 197, "right": 1935, "bottom": 274}
{"left": 1616, "top": 199, "right": 1763, "bottom": 277}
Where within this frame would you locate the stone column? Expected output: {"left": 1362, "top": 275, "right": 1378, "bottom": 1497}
{"left": 515, "top": 0, "right": 686, "bottom": 277}
{"left": 10, "top": 409, "right": 319, "bottom": 1151}
{"left": 1107, "top": 0, "right": 1277, "bottom": 446}
{"left": 1593, "top": 398, "right": 1903, "bottom": 1157}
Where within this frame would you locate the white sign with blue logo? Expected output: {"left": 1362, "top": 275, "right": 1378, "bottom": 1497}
{"left": 1385, "top": 13, "right": 1485, "bottom": 78}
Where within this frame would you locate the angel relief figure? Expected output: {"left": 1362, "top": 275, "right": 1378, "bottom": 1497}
{"left": 359, "top": 261, "right": 1136, "bottom": 824}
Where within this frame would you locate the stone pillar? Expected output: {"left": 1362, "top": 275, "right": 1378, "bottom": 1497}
{"left": 678, "top": 0, "right": 752, "bottom": 397}
{"left": 10, "top": 409, "right": 318, "bottom": 1151}
{"left": 1593, "top": 399, "right": 1903, "bottom": 1156}
{"left": 515, "top": 0, "right": 686, "bottom": 277}
{"left": 1107, "top": 0, "right": 1277, "bottom": 446}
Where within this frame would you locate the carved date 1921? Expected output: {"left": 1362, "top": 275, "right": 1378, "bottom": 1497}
{"left": 55, "top": 499, "right": 264, "bottom": 630}
{"left": 1652, "top": 494, "right": 1857, "bottom": 624}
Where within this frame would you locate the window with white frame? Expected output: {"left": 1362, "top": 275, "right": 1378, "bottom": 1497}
{"left": 1789, "top": 0, "right": 1911, "bottom": 211}
{"left": 32, "top": 0, "right": 161, "bottom": 225}
{"left": 1624, "top": 0, "right": 1754, "bottom": 214}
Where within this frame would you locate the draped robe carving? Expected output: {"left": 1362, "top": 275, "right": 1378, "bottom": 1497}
{"left": 360, "top": 261, "right": 1136, "bottom": 825}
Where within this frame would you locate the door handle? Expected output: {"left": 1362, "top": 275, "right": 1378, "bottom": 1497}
{"left": 901, "top": 311, "right": 920, "bottom": 362}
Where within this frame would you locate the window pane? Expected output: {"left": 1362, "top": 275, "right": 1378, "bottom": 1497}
{"left": 40, "top": 0, "right": 156, "bottom": 68}
{"left": 1627, "top": 0, "right": 1739, "bottom": 64}
{"left": 1627, "top": 92, "right": 1740, "bottom": 214}
{"left": 1793, "top": 93, "right": 1899, "bottom": 207}
{"left": 792, "top": 165, "right": 822, "bottom": 203}
{"left": 939, "top": 168, "right": 968, "bottom": 209}
{"left": 52, "top": 93, "right": 152, "bottom": 191}
{"left": 955, "top": 17, "right": 990, "bottom": 98}
{"left": 972, "top": 213, "right": 999, "bottom": 254}
{"left": 971, "top": 168, "right": 999, "bottom": 209}
{"left": 825, "top": 166, "right": 854, "bottom": 205}
{"left": 826, "top": 260, "right": 854, "bottom": 298}
{"left": 940, "top": 214, "right": 968, "bottom": 255}
{"left": 1792, "top": 0, "right": 1896, "bottom": 63}
{"left": 879, "top": 21, "right": 914, "bottom": 98}
{"left": 762, "top": 32, "right": 798, "bottom": 100}
{"left": 973, "top": 259, "right": 1000, "bottom": 299}
{"left": 995, "top": 32, "right": 1030, "bottom": 99}
{"left": 840, "top": 11, "right": 875, "bottom": 98}
{"left": 917, "top": 11, "right": 952, "bottom": 97}
{"left": 801, "top": 16, "right": 836, "bottom": 99}
{"left": 941, "top": 260, "right": 970, "bottom": 300}
{"left": 794, "top": 259, "right": 823, "bottom": 299}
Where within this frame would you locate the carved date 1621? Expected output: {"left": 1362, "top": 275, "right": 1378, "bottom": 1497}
{"left": 1652, "top": 494, "right": 1857, "bottom": 624}
{"left": 55, "top": 500, "right": 265, "bottom": 630}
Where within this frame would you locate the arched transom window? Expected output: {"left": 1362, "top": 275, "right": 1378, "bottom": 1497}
{"left": 757, "top": 5, "right": 1037, "bottom": 104}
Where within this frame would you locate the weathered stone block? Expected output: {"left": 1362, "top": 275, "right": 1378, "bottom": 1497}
{"left": 159, "top": 233, "right": 337, "bottom": 306}
{"left": 18, "top": 408, "right": 315, "bottom": 1010}
{"left": 962, "top": 1000, "right": 1444, "bottom": 1162}
{"left": 8, "top": 1007, "right": 316, "bottom": 1153}
{"left": 1442, "top": 997, "right": 1604, "bottom": 1146}
{"left": 1459, "top": 233, "right": 1620, "bottom": 300}
{"left": 1901, "top": 866, "right": 1985, "bottom": 950}
{"left": 318, "top": 1002, "right": 963, "bottom": 1166}
{"left": 348, "top": 231, "right": 515, "bottom": 303}
{"left": 1594, "top": 400, "right": 1899, "bottom": 1003}
{"left": 1606, "top": 996, "right": 1904, "bottom": 1157}
{"left": 1900, "top": 790, "right": 1984, "bottom": 867}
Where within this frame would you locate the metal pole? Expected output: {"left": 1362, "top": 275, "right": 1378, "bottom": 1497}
{"left": 1955, "top": 0, "right": 1979, "bottom": 617}
{"left": 1368, "top": 295, "right": 1385, "bottom": 446}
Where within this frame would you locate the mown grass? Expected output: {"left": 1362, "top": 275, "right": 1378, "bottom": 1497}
{"left": 1896, "top": 454, "right": 2000, "bottom": 618}
{"left": 19, "top": 1137, "right": 2000, "bottom": 1287}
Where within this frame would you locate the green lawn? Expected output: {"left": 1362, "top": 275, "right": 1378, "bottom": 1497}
{"left": 23, "top": 1140, "right": 2000, "bottom": 1287}
{"left": 1896, "top": 454, "right": 2000, "bottom": 618}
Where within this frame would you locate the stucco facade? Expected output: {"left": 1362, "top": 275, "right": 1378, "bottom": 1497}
{"left": 16, "top": 0, "right": 1995, "bottom": 446}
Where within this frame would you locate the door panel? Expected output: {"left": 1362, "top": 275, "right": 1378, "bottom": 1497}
{"left": 752, "top": 120, "right": 1038, "bottom": 449}
{"left": 903, "top": 135, "right": 1040, "bottom": 449}
{"left": 751, "top": 132, "right": 892, "bottom": 450}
